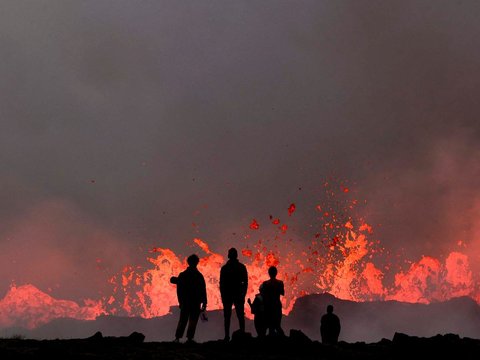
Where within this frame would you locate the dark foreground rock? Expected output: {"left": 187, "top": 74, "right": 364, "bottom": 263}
{"left": 4, "top": 294, "right": 480, "bottom": 343}
{"left": 0, "top": 330, "right": 479, "bottom": 360}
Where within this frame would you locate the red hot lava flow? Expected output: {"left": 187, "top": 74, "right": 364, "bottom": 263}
{"left": 1, "top": 182, "right": 478, "bottom": 329}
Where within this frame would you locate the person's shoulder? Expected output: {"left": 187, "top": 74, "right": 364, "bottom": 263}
{"left": 179, "top": 268, "right": 188, "bottom": 275}
{"left": 222, "top": 260, "right": 233, "bottom": 268}
{"left": 193, "top": 268, "right": 205, "bottom": 280}
{"left": 220, "top": 262, "right": 230, "bottom": 272}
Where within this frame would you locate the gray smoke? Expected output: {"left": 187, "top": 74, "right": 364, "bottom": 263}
{"left": 1, "top": 1, "right": 480, "bottom": 303}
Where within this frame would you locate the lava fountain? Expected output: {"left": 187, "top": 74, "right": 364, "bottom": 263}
{"left": 1, "top": 181, "right": 478, "bottom": 329}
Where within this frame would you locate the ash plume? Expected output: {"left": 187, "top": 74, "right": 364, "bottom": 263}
{"left": 0, "top": 1, "right": 480, "bottom": 310}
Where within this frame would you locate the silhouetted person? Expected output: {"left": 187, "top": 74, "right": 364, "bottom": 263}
{"left": 261, "top": 266, "right": 285, "bottom": 337}
{"left": 247, "top": 284, "right": 266, "bottom": 337}
{"left": 220, "top": 247, "right": 248, "bottom": 341}
{"left": 320, "top": 304, "right": 341, "bottom": 345}
{"left": 173, "top": 254, "right": 207, "bottom": 343}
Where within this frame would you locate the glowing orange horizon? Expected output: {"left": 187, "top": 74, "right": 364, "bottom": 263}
{"left": 1, "top": 183, "right": 478, "bottom": 330}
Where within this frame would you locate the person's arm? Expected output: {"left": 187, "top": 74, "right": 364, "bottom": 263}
{"left": 177, "top": 273, "right": 185, "bottom": 308}
{"left": 241, "top": 264, "right": 248, "bottom": 297}
{"left": 219, "top": 266, "right": 225, "bottom": 298}
{"left": 201, "top": 275, "right": 207, "bottom": 310}
{"left": 280, "top": 280, "right": 285, "bottom": 296}
{"left": 247, "top": 298, "right": 254, "bottom": 312}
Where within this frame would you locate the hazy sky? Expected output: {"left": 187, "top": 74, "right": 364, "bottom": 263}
{"left": 1, "top": 1, "right": 480, "bottom": 302}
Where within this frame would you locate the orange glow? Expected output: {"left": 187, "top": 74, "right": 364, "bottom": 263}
{"left": 288, "top": 203, "right": 296, "bottom": 216}
{"left": 250, "top": 219, "right": 260, "bottom": 230}
{"left": 242, "top": 249, "right": 253, "bottom": 257}
{"left": 1, "top": 182, "right": 479, "bottom": 329}
{"left": 0, "top": 284, "right": 104, "bottom": 329}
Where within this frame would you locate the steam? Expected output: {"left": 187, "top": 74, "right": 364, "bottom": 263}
{"left": 362, "top": 130, "right": 480, "bottom": 271}
{"left": 0, "top": 0, "right": 480, "bottom": 332}
{"left": 0, "top": 199, "right": 136, "bottom": 302}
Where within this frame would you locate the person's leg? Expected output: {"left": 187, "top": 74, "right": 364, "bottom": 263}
{"left": 276, "top": 320, "right": 285, "bottom": 336}
{"left": 223, "top": 300, "right": 233, "bottom": 340}
{"left": 274, "top": 308, "right": 285, "bottom": 336}
{"left": 186, "top": 306, "right": 201, "bottom": 341}
{"left": 234, "top": 298, "right": 245, "bottom": 332}
{"left": 258, "top": 314, "right": 267, "bottom": 337}
{"left": 254, "top": 317, "right": 260, "bottom": 337}
{"left": 254, "top": 315, "right": 266, "bottom": 338}
{"left": 265, "top": 308, "right": 274, "bottom": 336}
{"left": 175, "top": 307, "right": 189, "bottom": 340}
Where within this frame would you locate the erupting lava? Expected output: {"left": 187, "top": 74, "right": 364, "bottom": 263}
{"left": 1, "top": 181, "right": 479, "bottom": 329}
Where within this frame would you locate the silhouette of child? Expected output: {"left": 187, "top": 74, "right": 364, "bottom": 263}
{"left": 247, "top": 285, "right": 266, "bottom": 337}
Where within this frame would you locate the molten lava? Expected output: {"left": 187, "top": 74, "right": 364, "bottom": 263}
{"left": 1, "top": 182, "right": 479, "bottom": 329}
{"left": 0, "top": 284, "right": 104, "bottom": 329}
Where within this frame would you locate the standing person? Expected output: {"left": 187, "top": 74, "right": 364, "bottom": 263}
{"left": 261, "top": 266, "right": 285, "bottom": 337}
{"left": 320, "top": 304, "right": 341, "bottom": 345}
{"left": 173, "top": 254, "right": 207, "bottom": 344}
{"left": 220, "top": 247, "right": 248, "bottom": 341}
{"left": 247, "top": 284, "right": 266, "bottom": 338}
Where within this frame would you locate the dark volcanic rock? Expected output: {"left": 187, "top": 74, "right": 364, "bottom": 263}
{"left": 88, "top": 331, "right": 103, "bottom": 340}
{"left": 285, "top": 293, "right": 480, "bottom": 343}
{"left": 1, "top": 333, "right": 479, "bottom": 359}
{"left": 231, "top": 329, "right": 253, "bottom": 343}
{"left": 289, "top": 329, "right": 312, "bottom": 345}
{"left": 85, "top": 330, "right": 145, "bottom": 344}
{"left": 3, "top": 294, "right": 480, "bottom": 343}
{"left": 127, "top": 331, "right": 145, "bottom": 343}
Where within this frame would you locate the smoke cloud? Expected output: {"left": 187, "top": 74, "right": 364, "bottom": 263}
{"left": 1, "top": 1, "right": 480, "bottom": 303}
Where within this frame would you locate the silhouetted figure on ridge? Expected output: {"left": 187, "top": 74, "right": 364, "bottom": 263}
{"left": 320, "top": 304, "right": 341, "bottom": 345}
{"left": 220, "top": 247, "right": 248, "bottom": 341}
{"left": 261, "top": 266, "right": 285, "bottom": 337}
{"left": 247, "top": 284, "right": 267, "bottom": 338}
{"left": 173, "top": 254, "right": 207, "bottom": 343}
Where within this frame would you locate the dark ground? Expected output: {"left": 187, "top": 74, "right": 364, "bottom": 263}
{"left": 1, "top": 331, "right": 479, "bottom": 360}
{"left": 5, "top": 293, "right": 480, "bottom": 343}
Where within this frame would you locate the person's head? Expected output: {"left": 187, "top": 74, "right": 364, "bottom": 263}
{"left": 268, "top": 266, "right": 278, "bottom": 279}
{"left": 259, "top": 283, "right": 265, "bottom": 294}
{"left": 327, "top": 305, "right": 334, "bottom": 314}
{"left": 228, "top": 247, "right": 238, "bottom": 260}
{"left": 187, "top": 254, "right": 200, "bottom": 267}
